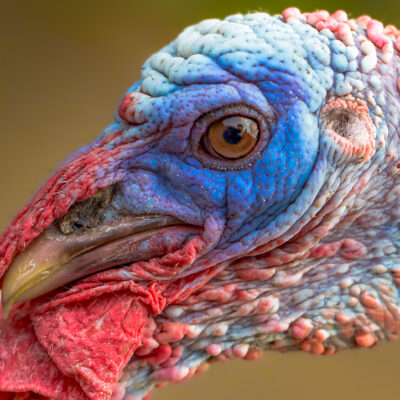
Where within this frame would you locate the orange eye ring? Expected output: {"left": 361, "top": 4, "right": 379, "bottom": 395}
{"left": 204, "top": 116, "right": 260, "bottom": 159}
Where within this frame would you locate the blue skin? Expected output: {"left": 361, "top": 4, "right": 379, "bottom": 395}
{"left": 92, "top": 16, "right": 336, "bottom": 264}
{"left": 82, "top": 13, "right": 393, "bottom": 274}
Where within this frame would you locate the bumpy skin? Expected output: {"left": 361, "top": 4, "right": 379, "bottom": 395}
{"left": 1, "top": 8, "right": 400, "bottom": 400}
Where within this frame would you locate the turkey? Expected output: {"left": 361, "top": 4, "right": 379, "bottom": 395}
{"left": 1, "top": 7, "right": 400, "bottom": 400}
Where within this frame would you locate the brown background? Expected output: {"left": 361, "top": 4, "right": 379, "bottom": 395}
{"left": 1, "top": 1, "right": 400, "bottom": 399}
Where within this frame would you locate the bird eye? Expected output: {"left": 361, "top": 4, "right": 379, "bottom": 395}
{"left": 191, "top": 104, "right": 272, "bottom": 171}
{"left": 204, "top": 116, "right": 260, "bottom": 159}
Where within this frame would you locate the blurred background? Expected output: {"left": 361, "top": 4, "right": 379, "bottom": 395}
{"left": 1, "top": 1, "right": 400, "bottom": 399}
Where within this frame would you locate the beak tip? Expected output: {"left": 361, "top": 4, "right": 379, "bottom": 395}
{"left": 1, "top": 280, "right": 40, "bottom": 319}
{"left": 0, "top": 291, "right": 12, "bottom": 319}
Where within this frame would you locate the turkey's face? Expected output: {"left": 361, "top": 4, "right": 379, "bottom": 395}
{"left": 1, "top": 9, "right": 400, "bottom": 400}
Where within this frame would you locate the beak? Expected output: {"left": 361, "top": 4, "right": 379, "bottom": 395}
{"left": 1, "top": 215, "right": 191, "bottom": 318}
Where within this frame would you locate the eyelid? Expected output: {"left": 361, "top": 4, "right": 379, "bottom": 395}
{"left": 190, "top": 104, "right": 273, "bottom": 171}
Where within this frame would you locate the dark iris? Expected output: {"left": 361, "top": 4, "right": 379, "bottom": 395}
{"left": 223, "top": 127, "right": 242, "bottom": 144}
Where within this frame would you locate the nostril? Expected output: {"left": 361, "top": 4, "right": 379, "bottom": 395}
{"left": 56, "top": 186, "right": 116, "bottom": 235}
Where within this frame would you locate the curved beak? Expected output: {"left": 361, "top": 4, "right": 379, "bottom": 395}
{"left": 1, "top": 215, "right": 190, "bottom": 317}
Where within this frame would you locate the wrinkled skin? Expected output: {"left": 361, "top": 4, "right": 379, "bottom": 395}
{"left": 1, "top": 8, "right": 400, "bottom": 400}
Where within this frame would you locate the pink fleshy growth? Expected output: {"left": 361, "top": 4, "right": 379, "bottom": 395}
{"left": 291, "top": 318, "right": 313, "bottom": 340}
{"left": 272, "top": 270, "right": 303, "bottom": 288}
{"left": 336, "top": 311, "right": 354, "bottom": 325}
{"left": 235, "top": 289, "right": 260, "bottom": 302}
{"left": 282, "top": 9, "right": 400, "bottom": 52}
{"left": 315, "top": 329, "right": 329, "bottom": 342}
{"left": 243, "top": 349, "right": 264, "bottom": 361}
{"left": 357, "top": 15, "right": 372, "bottom": 29}
{"left": 302, "top": 9, "right": 355, "bottom": 46}
{"left": 299, "top": 327, "right": 333, "bottom": 355}
{"left": 310, "top": 238, "right": 367, "bottom": 260}
{"left": 222, "top": 347, "right": 236, "bottom": 359}
{"left": 360, "top": 291, "right": 381, "bottom": 309}
{"left": 236, "top": 295, "right": 278, "bottom": 317}
{"left": 330, "top": 284, "right": 400, "bottom": 348}
{"left": 142, "top": 344, "right": 172, "bottom": 366}
{"left": 304, "top": 10, "right": 330, "bottom": 26}
{"left": 257, "top": 319, "right": 289, "bottom": 335}
{"left": 384, "top": 24, "right": 400, "bottom": 39}
{"left": 316, "top": 18, "right": 338, "bottom": 34}
{"left": 150, "top": 362, "right": 209, "bottom": 385}
{"left": 206, "top": 344, "right": 222, "bottom": 356}
{"left": 253, "top": 296, "right": 279, "bottom": 314}
{"left": 197, "top": 284, "right": 237, "bottom": 303}
{"left": 355, "top": 332, "right": 376, "bottom": 347}
{"left": 232, "top": 343, "right": 249, "bottom": 358}
{"left": 160, "top": 346, "right": 183, "bottom": 368}
{"left": 335, "top": 23, "right": 354, "bottom": 46}
{"left": 340, "top": 239, "right": 368, "bottom": 259}
{"left": 235, "top": 266, "right": 276, "bottom": 281}
{"left": 281, "top": 7, "right": 301, "bottom": 21}
{"left": 135, "top": 319, "right": 158, "bottom": 356}
{"left": 310, "top": 241, "right": 342, "bottom": 258}
{"left": 367, "top": 19, "right": 396, "bottom": 62}
{"left": 151, "top": 366, "right": 189, "bottom": 383}
{"left": 154, "top": 322, "right": 189, "bottom": 344}
{"left": 367, "top": 19, "right": 389, "bottom": 48}
{"left": 362, "top": 291, "right": 400, "bottom": 342}
{"left": 331, "top": 10, "right": 348, "bottom": 22}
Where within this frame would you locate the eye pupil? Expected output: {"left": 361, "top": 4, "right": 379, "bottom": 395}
{"left": 204, "top": 115, "right": 260, "bottom": 160}
{"left": 223, "top": 127, "right": 242, "bottom": 144}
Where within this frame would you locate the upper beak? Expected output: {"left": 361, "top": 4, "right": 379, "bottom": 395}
{"left": 1, "top": 215, "right": 191, "bottom": 318}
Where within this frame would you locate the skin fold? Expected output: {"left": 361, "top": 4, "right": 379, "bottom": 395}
{"left": 0, "top": 7, "right": 400, "bottom": 400}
